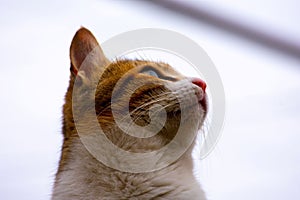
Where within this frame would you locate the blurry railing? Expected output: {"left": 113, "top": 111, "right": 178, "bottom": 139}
{"left": 142, "top": 0, "right": 300, "bottom": 60}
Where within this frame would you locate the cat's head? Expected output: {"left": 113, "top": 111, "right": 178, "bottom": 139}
{"left": 65, "top": 28, "right": 207, "bottom": 154}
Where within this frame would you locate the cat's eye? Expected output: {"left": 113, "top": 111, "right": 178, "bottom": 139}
{"left": 141, "top": 69, "right": 159, "bottom": 78}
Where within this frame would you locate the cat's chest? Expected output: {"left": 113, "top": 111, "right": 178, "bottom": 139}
{"left": 54, "top": 161, "right": 205, "bottom": 200}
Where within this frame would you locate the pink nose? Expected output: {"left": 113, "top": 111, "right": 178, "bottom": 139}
{"left": 191, "top": 78, "right": 206, "bottom": 92}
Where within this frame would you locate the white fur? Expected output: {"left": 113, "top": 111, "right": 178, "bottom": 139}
{"left": 52, "top": 139, "right": 206, "bottom": 200}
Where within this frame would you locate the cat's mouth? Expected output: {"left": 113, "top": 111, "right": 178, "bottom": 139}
{"left": 199, "top": 95, "right": 207, "bottom": 112}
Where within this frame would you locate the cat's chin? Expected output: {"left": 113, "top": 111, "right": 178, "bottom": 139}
{"left": 191, "top": 94, "right": 208, "bottom": 131}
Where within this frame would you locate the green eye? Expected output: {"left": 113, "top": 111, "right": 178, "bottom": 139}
{"left": 141, "top": 69, "right": 159, "bottom": 78}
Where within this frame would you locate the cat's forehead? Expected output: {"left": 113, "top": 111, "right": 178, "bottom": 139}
{"left": 109, "top": 59, "right": 184, "bottom": 78}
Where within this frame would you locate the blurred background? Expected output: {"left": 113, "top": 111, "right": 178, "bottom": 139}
{"left": 1, "top": 0, "right": 300, "bottom": 199}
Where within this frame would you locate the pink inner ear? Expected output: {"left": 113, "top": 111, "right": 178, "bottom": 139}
{"left": 191, "top": 78, "right": 206, "bottom": 92}
{"left": 70, "top": 27, "right": 100, "bottom": 73}
{"left": 69, "top": 27, "right": 110, "bottom": 78}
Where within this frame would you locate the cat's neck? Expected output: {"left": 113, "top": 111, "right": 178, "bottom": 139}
{"left": 52, "top": 137, "right": 206, "bottom": 200}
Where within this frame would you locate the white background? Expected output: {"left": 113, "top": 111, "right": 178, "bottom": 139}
{"left": 1, "top": 0, "right": 300, "bottom": 199}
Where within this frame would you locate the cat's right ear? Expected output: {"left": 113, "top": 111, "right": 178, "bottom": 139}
{"left": 70, "top": 27, "right": 110, "bottom": 81}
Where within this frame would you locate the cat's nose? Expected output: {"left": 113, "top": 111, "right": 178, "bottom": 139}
{"left": 191, "top": 78, "right": 206, "bottom": 92}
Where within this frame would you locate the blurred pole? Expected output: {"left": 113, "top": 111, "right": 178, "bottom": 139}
{"left": 145, "top": 0, "right": 300, "bottom": 60}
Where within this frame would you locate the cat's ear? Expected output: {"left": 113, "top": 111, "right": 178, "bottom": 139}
{"left": 70, "top": 27, "right": 110, "bottom": 80}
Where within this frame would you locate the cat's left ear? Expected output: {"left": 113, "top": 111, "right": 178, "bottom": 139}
{"left": 70, "top": 27, "right": 110, "bottom": 80}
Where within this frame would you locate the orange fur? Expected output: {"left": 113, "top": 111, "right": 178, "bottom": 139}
{"left": 52, "top": 27, "right": 207, "bottom": 200}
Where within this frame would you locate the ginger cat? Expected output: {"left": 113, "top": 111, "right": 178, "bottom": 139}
{"left": 52, "top": 27, "right": 207, "bottom": 200}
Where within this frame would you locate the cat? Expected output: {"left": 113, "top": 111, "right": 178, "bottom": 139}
{"left": 52, "top": 27, "right": 208, "bottom": 200}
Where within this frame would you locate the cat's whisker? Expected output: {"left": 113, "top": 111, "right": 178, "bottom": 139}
{"left": 123, "top": 94, "right": 172, "bottom": 116}
{"left": 96, "top": 103, "right": 112, "bottom": 117}
{"left": 198, "top": 115, "right": 212, "bottom": 156}
{"left": 115, "top": 94, "right": 178, "bottom": 134}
